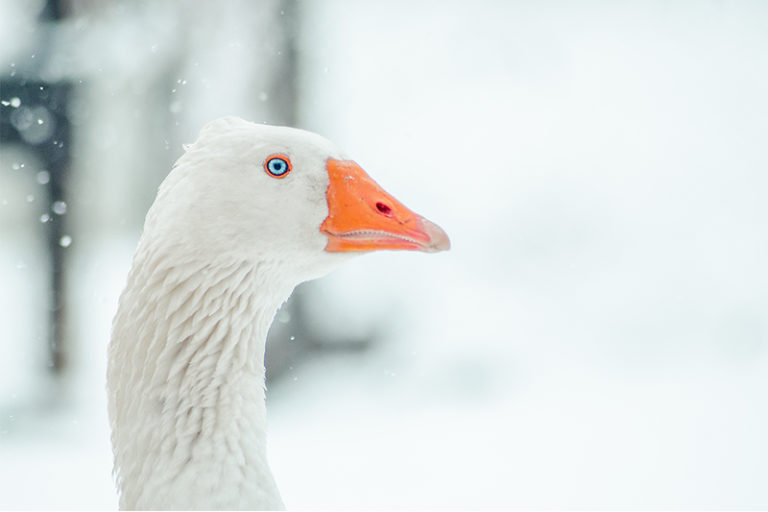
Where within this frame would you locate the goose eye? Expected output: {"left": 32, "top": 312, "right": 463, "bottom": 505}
{"left": 264, "top": 155, "right": 292, "bottom": 178}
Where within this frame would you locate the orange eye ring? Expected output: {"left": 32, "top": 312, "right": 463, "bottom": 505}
{"left": 264, "top": 154, "right": 292, "bottom": 178}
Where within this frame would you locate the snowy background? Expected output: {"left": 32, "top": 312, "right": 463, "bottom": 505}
{"left": 2, "top": 0, "right": 768, "bottom": 509}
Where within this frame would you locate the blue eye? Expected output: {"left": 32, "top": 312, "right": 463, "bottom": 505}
{"left": 265, "top": 155, "right": 292, "bottom": 178}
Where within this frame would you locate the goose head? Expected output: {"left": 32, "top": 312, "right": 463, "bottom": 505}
{"left": 110, "top": 116, "right": 450, "bottom": 509}
{"left": 145, "top": 116, "right": 449, "bottom": 284}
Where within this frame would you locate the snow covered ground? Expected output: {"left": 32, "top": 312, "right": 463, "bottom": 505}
{"left": 3, "top": 0, "right": 768, "bottom": 509}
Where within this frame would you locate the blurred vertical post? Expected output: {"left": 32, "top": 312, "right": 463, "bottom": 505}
{"left": 38, "top": 0, "right": 70, "bottom": 373}
{"left": 274, "top": 0, "right": 299, "bottom": 127}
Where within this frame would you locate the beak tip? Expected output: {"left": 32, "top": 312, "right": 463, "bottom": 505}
{"left": 421, "top": 218, "right": 451, "bottom": 253}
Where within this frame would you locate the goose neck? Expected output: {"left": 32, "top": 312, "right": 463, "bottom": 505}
{"left": 108, "top": 254, "right": 290, "bottom": 509}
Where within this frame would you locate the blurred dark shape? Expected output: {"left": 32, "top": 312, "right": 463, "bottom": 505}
{"left": 266, "top": 284, "right": 374, "bottom": 382}
{"left": 1, "top": 0, "right": 72, "bottom": 373}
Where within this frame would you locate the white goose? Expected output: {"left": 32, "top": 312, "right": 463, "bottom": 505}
{"left": 107, "top": 116, "right": 449, "bottom": 510}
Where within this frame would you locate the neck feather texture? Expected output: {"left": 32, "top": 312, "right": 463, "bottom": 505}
{"left": 108, "top": 245, "right": 292, "bottom": 510}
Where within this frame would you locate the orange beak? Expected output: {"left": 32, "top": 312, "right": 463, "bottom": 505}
{"left": 320, "top": 158, "right": 451, "bottom": 253}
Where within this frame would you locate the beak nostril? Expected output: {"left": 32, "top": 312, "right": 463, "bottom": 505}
{"left": 375, "top": 202, "right": 393, "bottom": 216}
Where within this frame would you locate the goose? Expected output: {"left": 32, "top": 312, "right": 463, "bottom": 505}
{"left": 107, "top": 116, "right": 450, "bottom": 510}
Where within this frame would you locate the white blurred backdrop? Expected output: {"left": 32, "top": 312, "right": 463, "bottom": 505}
{"left": 1, "top": 0, "right": 768, "bottom": 509}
